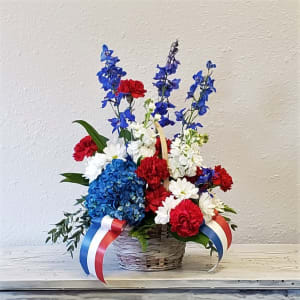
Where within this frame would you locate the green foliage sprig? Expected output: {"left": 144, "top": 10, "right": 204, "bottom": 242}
{"left": 128, "top": 213, "right": 157, "bottom": 251}
{"left": 45, "top": 197, "right": 91, "bottom": 257}
{"left": 222, "top": 204, "right": 238, "bottom": 231}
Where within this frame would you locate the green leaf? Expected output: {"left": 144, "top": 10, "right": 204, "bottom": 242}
{"left": 45, "top": 236, "right": 51, "bottom": 243}
{"left": 137, "top": 156, "right": 142, "bottom": 166}
{"left": 171, "top": 231, "right": 210, "bottom": 247}
{"left": 231, "top": 224, "right": 238, "bottom": 231}
{"left": 119, "top": 129, "right": 133, "bottom": 142}
{"left": 128, "top": 223, "right": 156, "bottom": 252}
{"left": 60, "top": 173, "right": 89, "bottom": 186}
{"left": 75, "top": 196, "right": 86, "bottom": 206}
{"left": 223, "top": 205, "right": 237, "bottom": 214}
{"left": 129, "top": 230, "right": 148, "bottom": 252}
{"left": 73, "top": 120, "right": 109, "bottom": 152}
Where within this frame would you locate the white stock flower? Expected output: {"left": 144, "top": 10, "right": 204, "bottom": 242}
{"left": 169, "top": 178, "right": 199, "bottom": 200}
{"left": 129, "top": 123, "right": 157, "bottom": 147}
{"left": 148, "top": 102, "right": 155, "bottom": 110}
{"left": 168, "top": 135, "right": 204, "bottom": 179}
{"left": 154, "top": 195, "right": 181, "bottom": 225}
{"left": 127, "top": 140, "right": 156, "bottom": 163}
{"left": 153, "top": 114, "right": 161, "bottom": 121}
{"left": 127, "top": 123, "right": 156, "bottom": 163}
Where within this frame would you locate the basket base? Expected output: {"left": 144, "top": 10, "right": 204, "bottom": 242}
{"left": 117, "top": 257, "right": 184, "bottom": 272}
{"left": 114, "top": 225, "right": 186, "bottom": 272}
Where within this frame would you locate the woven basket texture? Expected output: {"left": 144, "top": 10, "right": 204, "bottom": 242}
{"left": 114, "top": 225, "right": 186, "bottom": 271}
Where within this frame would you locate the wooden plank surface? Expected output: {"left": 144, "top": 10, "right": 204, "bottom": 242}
{"left": 0, "top": 244, "right": 299, "bottom": 291}
{"left": 1, "top": 290, "right": 300, "bottom": 300}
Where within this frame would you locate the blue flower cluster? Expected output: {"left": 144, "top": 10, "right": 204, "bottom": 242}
{"left": 186, "top": 61, "right": 216, "bottom": 116}
{"left": 175, "top": 108, "right": 203, "bottom": 130}
{"left": 109, "top": 108, "right": 135, "bottom": 133}
{"left": 97, "top": 45, "right": 126, "bottom": 107}
{"left": 85, "top": 159, "right": 145, "bottom": 225}
{"left": 152, "top": 40, "right": 180, "bottom": 127}
{"left": 196, "top": 167, "right": 215, "bottom": 186}
{"left": 97, "top": 45, "right": 136, "bottom": 133}
{"left": 175, "top": 60, "right": 216, "bottom": 131}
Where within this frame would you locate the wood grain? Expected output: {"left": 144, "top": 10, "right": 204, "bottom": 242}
{"left": 0, "top": 244, "right": 299, "bottom": 291}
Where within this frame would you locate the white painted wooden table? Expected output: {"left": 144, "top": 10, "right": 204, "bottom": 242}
{"left": 0, "top": 244, "right": 299, "bottom": 299}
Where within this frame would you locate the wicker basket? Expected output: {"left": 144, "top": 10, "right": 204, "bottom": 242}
{"left": 113, "top": 122, "right": 186, "bottom": 271}
{"left": 114, "top": 225, "right": 186, "bottom": 271}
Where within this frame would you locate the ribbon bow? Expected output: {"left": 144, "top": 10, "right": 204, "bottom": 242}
{"left": 79, "top": 215, "right": 126, "bottom": 283}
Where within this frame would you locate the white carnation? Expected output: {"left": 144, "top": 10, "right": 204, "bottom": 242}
{"left": 212, "top": 193, "right": 225, "bottom": 213}
{"left": 199, "top": 192, "right": 225, "bottom": 222}
{"left": 127, "top": 140, "right": 141, "bottom": 163}
{"left": 154, "top": 195, "right": 182, "bottom": 224}
{"left": 84, "top": 140, "right": 126, "bottom": 183}
{"left": 103, "top": 140, "right": 127, "bottom": 162}
{"left": 84, "top": 153, "right": 108, "bottom": 183}
{"left": 199, "top": 192, "right": 216, "bottom": 222}
{"left": 169, "top": 178, "right": 199, "bottom": 200}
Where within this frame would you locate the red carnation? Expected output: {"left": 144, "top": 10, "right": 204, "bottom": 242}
{"left": 73, "top": 136, "right": 98, "bottom": 161}
{"left": 213, "top": 165, "right": 233, "bottom": 192}
{"left": 145, "top": 185, "right": 171, "bottom": 212}
{"left": 117, "top": 79, "right": 147, "bottom": 98}
{"left": 154, "top": 137, "right": 172, "bottom": 157}
{"left": 136, "top": 156, "right": 169, "bottom": 189}
{"left": 170, "top": 199, "right": 204, "bottom": 238}
{"left": 186, "top": 166, "right": 203, "bottom": 184}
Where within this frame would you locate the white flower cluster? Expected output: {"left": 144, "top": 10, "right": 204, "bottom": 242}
{"left": 199, "top": 192, "right": 225, "bottom": 222}
{"left": 84, "top": 140, "right": 127, "bottom": 182}
{"left": 154, "top": 179, "right": 225, "bottom": 225}
{"left": 154, "top": 195, "right": 181, "bottom": 224}
{"left": 169, "top": 178, "right": 199, "bottom": 200}
{"left": 127, "top": 123, "right": 157, "bottom": 163}
{"left": 154, "top": 178, "right": 199, "bottom": 225}
{"left": 168, "top": 129, "right": 204, "bottom": 179}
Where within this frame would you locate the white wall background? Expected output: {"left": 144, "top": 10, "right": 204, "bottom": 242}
{"left": 0, "top": 0, "right": 299, "bottom": 247}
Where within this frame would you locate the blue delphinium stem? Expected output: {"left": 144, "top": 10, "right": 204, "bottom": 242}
{"left": 152, "top": 40, "right": 181, "bottom": 127}
{"left": 97, "top": 45, "right": 137, "bottom": 134}
{"left": 177, "top": 61, "right": 216, "bottom": 135}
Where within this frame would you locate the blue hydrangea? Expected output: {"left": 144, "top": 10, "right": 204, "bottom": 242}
{"left": 85, "top": 159, "right": 145, "bottom": 225}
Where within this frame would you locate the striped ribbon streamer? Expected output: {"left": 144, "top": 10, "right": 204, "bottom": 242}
{"left": 199, "top": 214, "right": 232, "bottom": 272}
{"left": 79, "top": 215, "right": 126, "bottom": 283}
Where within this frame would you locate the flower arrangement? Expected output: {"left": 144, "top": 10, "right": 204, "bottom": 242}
{"left": 47, "top": 41, "right": 237, "bottom": 282}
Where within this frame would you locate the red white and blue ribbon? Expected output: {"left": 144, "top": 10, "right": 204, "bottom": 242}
{"left": 199, "top": 214, "right": 232, "bottom": 272}
{"left": 79, "top": 215, "right": 126, "bottom": 283}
